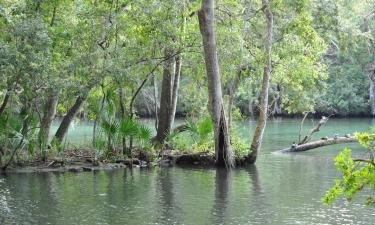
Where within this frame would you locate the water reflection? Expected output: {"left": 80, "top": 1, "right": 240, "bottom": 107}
{"left": 2, "top": 118, "right": 375, "bottom": 224}
{"left": 211, "top": 168, "right": 232, "bottom": 224}
{"left": 155, "top": 168, "right": 180, "bottom": 223}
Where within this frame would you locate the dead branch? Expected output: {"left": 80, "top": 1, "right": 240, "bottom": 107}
{"left": 299, "top": 114, "right": 334, "bottom": 145}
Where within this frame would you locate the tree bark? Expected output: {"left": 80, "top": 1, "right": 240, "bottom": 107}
{"left": 198, "top": 0, "right": 235, "bottom": 168}
{"left": 171, "top": 54, "right": 182, "bottom": 126}
{"left": 245, "top": 0, "right": 273, "bottom": 164}
{"left": 38, "top": 90, "right": 59, "bottom": 148}
{"left": 54, "top": 94, "right": 87, "bottom": 144}
{"left": 299, "top": 115, "right": 332, "bottom": 145}
{"left": 118, "top": 85, "right": 128, "bottom": 155}
{"left": 154, "top": 48, "right": 176, "bottom": 144}
{"left": 93, "top": 88, "right": 105, "bottom": 147}
{"left": 152, "top": 76, "right": 159, "bottom": 131}
{"left": 369, "top": 62, "right": 375, "bottom": 116}
{"left": 280, "top": 136, "right": 357, "bottom": 153}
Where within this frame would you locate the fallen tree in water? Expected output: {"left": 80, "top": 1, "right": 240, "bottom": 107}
{"left": 280, "top": 114, "right": 359, "bottom": 153}
{"left": 280, "top": 135, "right": 357, "bottom": 152}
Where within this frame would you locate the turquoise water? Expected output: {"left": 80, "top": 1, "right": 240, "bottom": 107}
{"left": 1, "top": 118, "right": 374, "bottom": 224}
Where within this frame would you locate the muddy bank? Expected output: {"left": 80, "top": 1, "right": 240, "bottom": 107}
{"left": 2, "top": 159, "right": 149, "bottom": 174}
{"left": 1, "top": 151, "right": 221, "bottom": 174}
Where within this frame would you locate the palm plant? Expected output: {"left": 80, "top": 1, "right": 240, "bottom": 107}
{"left": 118, "top": 118, "right": 138, "bottom": 155}
{"left": 136, "top": 124, "right": 152, "bottom": 147}
{"left": 185, "top": 117, "right": 213, "bottom": 144}
{"left": 100, "top": 117, "right": 119, "bottom": 152}
{"left": 0, "top": 115, "right": 30, "bottom": 170}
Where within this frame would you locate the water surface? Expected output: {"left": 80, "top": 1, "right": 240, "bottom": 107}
{"left": 1, "top": 118, "right": 375, "bottom": 224}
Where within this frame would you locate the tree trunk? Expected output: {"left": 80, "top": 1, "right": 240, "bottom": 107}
{"left": 171, "top": 54, "right": 182, "bottom": 127}
{"left": 118, "top": 86, "right": 129, "bottom": 155}
{"left": 299, "top": 115, "right": 332, "bottom": 145}
{"left": 54, "top": 95, "right": 87, "bottom": 144}
{"left": 39, "top": 90, "right": 59, "bottom": 149}
{"left": 369, "top": 64, "right": 375, "bottom": 116}
{"left": 227, "top": 67, "right": 244, "bottom": 130}
{"left": 20, "top": 103, "right": 31, "bottom": 137}
{"left": 245, "top": 0, "right": 273, "bottom": 164}
{"left": 154, "top": 48, "right": 176, "bottom": 144}
{"left": 152, "top": 76, "right": 159, "bottom": 131}
{"left": 93, "top": 90, "right": 105, "bottom": 147}
{"left": 280, "top": 136, "right": 357, "bottom": 153}
{"left": 198, "top": 0, "right": 235, "bottom": 168}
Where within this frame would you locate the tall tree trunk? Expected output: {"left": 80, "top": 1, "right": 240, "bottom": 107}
{"left": 245, "top": 0, "right": 273, "bottom": 164}
{"left": 198, "top": 0, "right": 235, "bottom": 168}
{"left": 171, "top": 54, "right": 182, "bottom": 127}
{"left": 154, "top": 48, "right": 176, "bottom": 144}
{"left": 39, "top": 90, "right": 59, "bottom": 149}
{"left": 20, "top": 102, "right": 31, "bottom": 137}
{"left": 54, "top": 94, "right": 87, "bottom": 144}
{"left": 369, "top": 63, "right": 375, "bottom": 116}
{"left": 118, "top": 86, "right": 128, "bottom": 155}
{"left": 152, "top": 76, "right": 159, "bottom": 131}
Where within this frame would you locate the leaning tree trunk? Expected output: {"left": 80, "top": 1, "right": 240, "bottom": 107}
{"left": 198, "top": 0, "right": 235, "bottom": 168}
{"left": 244, "top": 0, "right": 273, "bottom": 164}
{"left": 39, "top": 90, "right": 59, "bottom": 151}
{"left": 54, "top": 94, "right": 87, "bottom": 144}
{"left": 154, "top": 48, "right": 177, "bottom": 144}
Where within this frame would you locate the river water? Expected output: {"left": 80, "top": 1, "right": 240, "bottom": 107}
{"left": 1, "top": 118, "right": 374, "bottom": 224}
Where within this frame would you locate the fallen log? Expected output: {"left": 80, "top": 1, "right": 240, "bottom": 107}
{"left": 47, "top": 158, "right": 65, "bottom": 167}
{"left": 280, "top": 136, "right": 357, "bottom": 153}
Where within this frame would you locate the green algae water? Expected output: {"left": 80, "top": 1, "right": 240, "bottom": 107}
{"left": 1, "top": 118, "right": 375, "bottom": 224}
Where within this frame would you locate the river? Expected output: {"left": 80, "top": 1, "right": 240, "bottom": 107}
{"left": 1, "top": 118, "right": 374, "bottom": 224}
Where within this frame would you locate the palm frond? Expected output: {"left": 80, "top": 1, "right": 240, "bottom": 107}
{"left": 100, "top": 118, "right": 118, "bottom": 135}
{"left": 119, "top": 118, "right": 138, "bottom": 137}
{"left": 137, "top": 125, "right": 152, "bottom": 141}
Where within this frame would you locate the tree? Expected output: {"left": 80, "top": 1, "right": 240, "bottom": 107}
{"left": 198, "top": 0, "right": 235, "bottom": 168}
{"left": 242, "top": 0, "right": 273, "bottom": 164}
{"left": 323, "top": 132, "right": 375, "bottom": 206}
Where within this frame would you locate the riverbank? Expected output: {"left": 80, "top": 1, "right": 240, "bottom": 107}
{"left": 0, "top": 148, "right": 220, "bottom": 174}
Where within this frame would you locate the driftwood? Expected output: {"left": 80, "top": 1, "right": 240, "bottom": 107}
{"left": 298, "top": 112, "right": 310, "bottom": 143}
{"left": 47, "top": 158, "right": 65, "bottom": 167}
{"left": 299, "top": 115, "right": 333, "bottom": 145}
{"left": 281, "top": 136, "right": 357, "bottom": 152}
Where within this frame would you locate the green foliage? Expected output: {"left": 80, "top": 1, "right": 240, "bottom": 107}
{"left": 137, "top": 125, "right": 152, "bottom": 142}
{"left": 119, "top": 118, "right": 139, "bottom": 137}
{"left": 167, "top": 117, "right": 214, "bottom": 153}
{"left": 323, "top": 132, "right": 375, "bottom": 206}
{"left": 185, "top": 117, "right": 213, "bottom": 144}
{"left": 0, "top": 0, "right": 374, "bottom": 165}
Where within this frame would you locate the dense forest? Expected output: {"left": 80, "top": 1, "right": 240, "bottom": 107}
{"left": 0, "top": 0, "right": 375, "bottom": 210}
